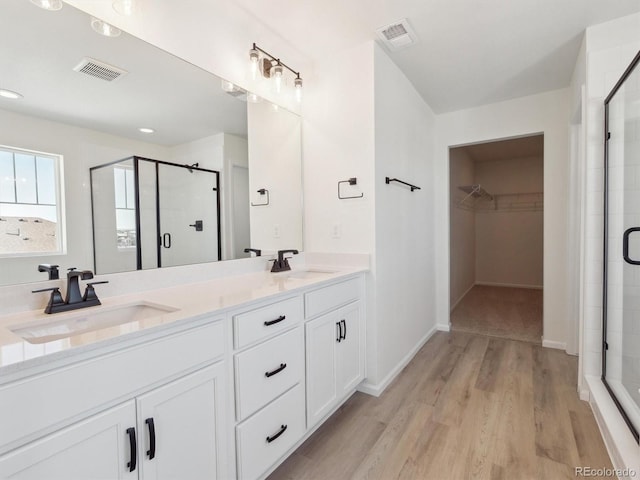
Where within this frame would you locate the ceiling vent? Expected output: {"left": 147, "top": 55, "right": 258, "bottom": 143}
{"left": 375, "top": 19, "right": 418, "bottom": 51}
{"left": 73, "top": 57, "right": 128, "bottom": 82}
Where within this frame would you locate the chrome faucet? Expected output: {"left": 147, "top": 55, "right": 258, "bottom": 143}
{"left": 32, "top": 267, "right": 109, "bottom": 314}
{"left": 271, "top": 249, "right": 299, "bottom": 273}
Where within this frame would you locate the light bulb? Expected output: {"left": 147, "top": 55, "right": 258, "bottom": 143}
{"left": 294, "top": 76, "right": 303, "bottom": 102}
{"left": 30, "top": 0, "right": 63, "bottom": 11}
{"left": 247, "top": 93, "right": 261, "bottom": 103}
{"left": 272, "top": 63, "right": 283, "bottom": 94}
{"left": 91, "top": 18, "right": 122, "bottom": 37}
{"left": 113, "top": 0, "right": 137, "bottom": 16}
{"left": 249, "top": 48, "right": 260, "bottom": 80}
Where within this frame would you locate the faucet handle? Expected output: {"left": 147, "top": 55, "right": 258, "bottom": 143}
{"left": 32, "top": 287, "right": 65, "bottom": 313}
{"left": 67, "top": 267, "right": 76, "bottom": 272}
{"left": 83, "top": 281, "right": 108, "bottom": 303}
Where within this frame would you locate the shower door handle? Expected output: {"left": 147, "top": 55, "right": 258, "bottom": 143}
{"left": 623, "top": 227, "right": 640, "bottom": 265}
{"left": 162, "top": 233, "right": 172, "bottom": 249}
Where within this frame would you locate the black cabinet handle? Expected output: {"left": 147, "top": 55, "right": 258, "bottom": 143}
{"left": 264, "top": 315, "right": 286, "bottom": 326}
{"left": 623, "top": 227, "right": 640, "bottom": 265}
{"left": 336, "top": 321, "right": 342, "bottom": 343}
{"left": 266, "top": 424, "right": 288, "bottom": 443}
{"left": 145, "top": 417, "right": 156, "bottom": 460}
{"left": 265, "top": 363, "right": 287, "bottom": 378}
{"left": 126, "top": 427, "right": 137, "bottom": 472}
{"left": 341, "top": 319, "right": 347, "bottom": 340}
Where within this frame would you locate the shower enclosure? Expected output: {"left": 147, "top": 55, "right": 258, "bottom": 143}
{"left": 603, "top": 50, "right": 640, "bottom": 442}
{"left": 90, "top": 156, "right": 221, "bottom": 274}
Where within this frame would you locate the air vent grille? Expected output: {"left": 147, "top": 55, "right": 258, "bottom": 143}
{"left": 73, "top": 57, "right": 127, "bottom": 82}
{"left": 375, "top": 19, "right": 418, "bottom": 51}
{"left": 382, "top": 24, "right": 408, "bottom": 41}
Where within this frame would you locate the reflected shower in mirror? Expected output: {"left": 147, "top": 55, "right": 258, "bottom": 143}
{"left": 0, "top": 0, "right": 303, "bottom": 285}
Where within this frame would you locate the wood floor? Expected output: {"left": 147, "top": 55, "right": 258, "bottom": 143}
{"left": 451, "top": 285, "right": 543, "bottom": 344}
{"left": 268, "top": 331, "right": 612, "bottom": 480}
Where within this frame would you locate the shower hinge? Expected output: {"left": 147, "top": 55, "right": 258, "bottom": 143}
{"left": 605, "top": 341, "right": 609, "bottom": 350}
{"left": 607, "top": 131, "right": 611, "bottom": 140}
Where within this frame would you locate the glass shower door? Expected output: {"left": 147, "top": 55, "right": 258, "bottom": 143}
{"left": 157, "top": 163, "right": 220, "bottom": 268}
{"left": 604, "top": 50, "right": 640, "bottom": 442}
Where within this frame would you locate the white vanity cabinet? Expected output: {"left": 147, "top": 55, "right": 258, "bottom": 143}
{"left": 305, "top": 280, "right": 365, "bottom": 429}
{"left": 0, "top": 320, "right": 229, "bottom": 480}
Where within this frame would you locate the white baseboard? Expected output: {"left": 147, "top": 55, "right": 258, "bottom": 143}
{"left": 475, "top": 281, "right": 543, "bottom": 290}
{"left": 357, "top": 324, "right": 438, "bottom": 397}
{"left": 585, "top": 376, "right": 639, "bottom": 476}
{"left": 579, "top": 387, "right": 590, "bottom": 402}
{"left": 450, "top": 283, "right": 475, "bottom": 312}
{"left": 437, "top": 323, "right": 450, "bottom": 332}
{"left": 542, "top": 339, "right": 567, "bottom": 350}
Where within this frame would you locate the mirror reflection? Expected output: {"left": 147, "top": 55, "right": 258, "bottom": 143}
{"left": 0, "top": 0, "right": 303, "bottom": 286}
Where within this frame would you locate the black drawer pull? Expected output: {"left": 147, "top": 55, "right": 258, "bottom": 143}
{"left": 145, "top": 417, "right": 156, "bottom": 460}
{"left": 265, "top": 363, "right": 287, "bottom": 377}
{"left": 623, "top": 227, "right": 640, "bottom": 265}
{"left": 341, "top": 319, "right": 347, "bottom": 340}
{"left": 264, "top": 315, "right": 286, "bottom": 326}
{"left": 126, "top": 427, "right": 137, "bottom": 472}
{"left": 336, "top": 321, "right": 342, "bottom": 343}
{"left": 266, "top": 424, "right": 288, "bottom": 443}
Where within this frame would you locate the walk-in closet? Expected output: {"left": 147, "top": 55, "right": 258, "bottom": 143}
{"left": 449, "top": 135, "right": 544, "bottom": 343}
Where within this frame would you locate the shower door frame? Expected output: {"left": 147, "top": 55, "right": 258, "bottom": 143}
{"left": 602, "top": 50, "right": 640, "bottom": 444}
{"left": 90, "top": 155, "right": 221, "bottom": 272}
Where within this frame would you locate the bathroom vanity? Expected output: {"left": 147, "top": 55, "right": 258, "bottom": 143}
{"left": 0, "top": 266, "right": 366, "bottom": 480}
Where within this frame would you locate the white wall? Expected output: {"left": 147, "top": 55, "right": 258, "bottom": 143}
{"left": 449, "top": 148, "right": 476, "bottom": 307}
{"left": 369, "top": 44, "right": 437, "bottom": 389}
{"left": 474, "top": 156, "right": 544, "bottom": 288}
{"left": 0, "top": 108, "right": 170, "bottom": 284}
{"left": 435, "top": 89, "right": 570, "bottom": 346}
{"left": 247, "top": 101, "right": 303, "bottom": 253}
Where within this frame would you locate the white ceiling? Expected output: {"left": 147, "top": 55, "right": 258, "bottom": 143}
{"left": 0, "top": 0, "right": 247, "bottom": 146}
{"left": 232, "top": 0, "right": 640, "bottom": 113}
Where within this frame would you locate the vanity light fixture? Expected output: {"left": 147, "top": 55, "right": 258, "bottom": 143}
{"left": 91, "top": 18, "right": 122, "bottom": 37}
{"left": 113, "top": 0, "right": 137, "bottom": 16}
{"left": 248, "top": 43, "right": 303, "bottom": 101}
{"left": 30, "top": 0, "right": 63, "bottom": 11}
{"left": 0, "top": 89, "right": 23, "bottom": 100}
{"left": 139, "top": 127, "right": 155, "bottom": 134}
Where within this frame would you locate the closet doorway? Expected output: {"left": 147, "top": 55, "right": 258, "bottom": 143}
{"left": 449, "top": 135, "right": 544, "bottom": 343}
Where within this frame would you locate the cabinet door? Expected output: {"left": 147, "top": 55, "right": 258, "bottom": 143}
{"left": 305, "top": 310, "right": 339, "bottom": 429}
{"left": 336, "top": 302, "right": 364, "bottom": 395}
{"left": 136, "top": 363, "right": 228, "bottom": 480}
{"left": 0, "top": 401, "right": 137, "bottom": 480}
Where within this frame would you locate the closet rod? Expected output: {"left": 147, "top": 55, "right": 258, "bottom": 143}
{"left": 385, "top": 177, "right": 421, "bottom": 192}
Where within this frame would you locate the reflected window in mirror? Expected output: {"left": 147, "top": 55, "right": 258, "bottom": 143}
{"left": 0, "top": 145, "right": 64, "bottom": 257}
{"left": 113, "top": 165, "right": 136, "bottom": 249}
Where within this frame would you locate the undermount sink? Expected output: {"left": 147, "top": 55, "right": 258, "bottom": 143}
{"left": 10, "top": 301, "right": 179, "bottom": 344}
{"left": 282, "top": 269, "right": 339, "bottom": 280}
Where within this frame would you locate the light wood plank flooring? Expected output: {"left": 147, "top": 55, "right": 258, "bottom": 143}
{"left": 268, "top": 331, "right": 612, "bottom": 480}
{"left": 451, "top": 285, "right": 543, "bottom": 344}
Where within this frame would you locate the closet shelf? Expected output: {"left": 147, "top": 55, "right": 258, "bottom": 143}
{"left": 455, "top": 189, "right": 543, "bottom": 213}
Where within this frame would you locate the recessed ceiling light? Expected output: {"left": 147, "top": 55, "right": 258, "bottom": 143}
{"left": 91, "top": 18, "right": 122, "bottom": 38}
{"left": 139, "top": 127, "right": 155, "bottom": 134}
{"left": 30, "top": 0, "right": 63, "bottom": 11}
{"left": 0, "top": 89, "right": 23, "bottom": 100}
{"left": 113, "top": 0, "right": 138, "bottom": 16}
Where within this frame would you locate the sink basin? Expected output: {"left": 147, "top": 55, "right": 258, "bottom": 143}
{"left": 10, "top": 301, "right": 179, "bottom": 344}
{"left": 283, "top": 269, "right": 338, "bottom": 280}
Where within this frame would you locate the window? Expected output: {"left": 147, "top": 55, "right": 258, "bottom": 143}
{"left": 0, "top": 145, "right": 64, "bottom": 256}
{"left": 113, "top": 166, "right": 137, "bottom": 248}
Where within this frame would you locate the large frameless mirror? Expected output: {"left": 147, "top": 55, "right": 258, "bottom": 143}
{"left": 0, "top": 0, "right": 303, "bottom": 285}
{"left": 603, "top": 49, "right": 640, "bottom": 443}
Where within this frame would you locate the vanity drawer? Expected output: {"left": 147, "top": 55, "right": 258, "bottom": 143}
{"left": 233, "top": 296, "right": 303, "bottom": 349}
{"left": 305, "top": 278, "right": 360, "bottom": 319}
{"left": 236, "top": 383, "right": 305, "bottom": 480}
{"left": 234, "top": 327, "right": 303, "bottom": 421}
{"left": 0, "top": 320, "right": 224, "bottom": 454}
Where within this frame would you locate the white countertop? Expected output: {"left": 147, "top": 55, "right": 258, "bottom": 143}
{"left": 0, "top": 266, "right": 366, "bottom": 378}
